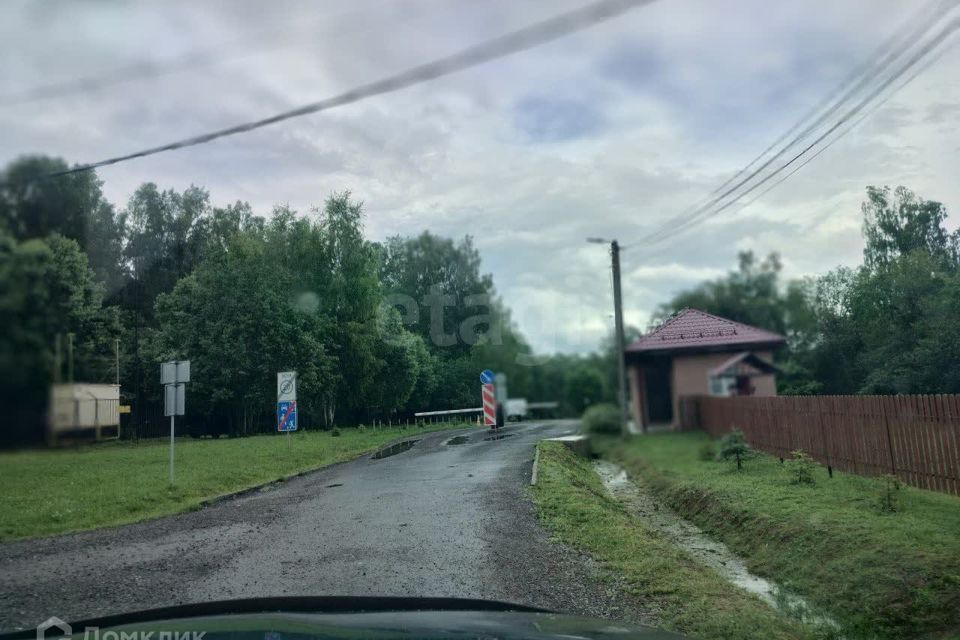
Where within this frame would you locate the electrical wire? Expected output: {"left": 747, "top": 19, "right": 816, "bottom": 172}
{"left": 626, "top": 3, "right": 959, "bottom": 250}
{"left": 0, "top": 0, "right": 655, "bottom": 188}
{"left": 642, "top": 16, "right": 960, "bottom": 248}
{"left": 0, "top": 1, "right": 466, "bottom": 107}
{"left": 655, "top": 0, "right": 947, "bottom": 233}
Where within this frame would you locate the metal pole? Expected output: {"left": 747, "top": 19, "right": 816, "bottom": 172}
{"left": 610, "top": 240, "right": 630, "bottom": 435}
{"left": 169, "top": 414, "right": 175, "bottom": 485}
{"left": 54, "top": 333, "right": 61, "bottom": 384}
{"left": 67, "top": 332, "right": 74, "bottom": 384}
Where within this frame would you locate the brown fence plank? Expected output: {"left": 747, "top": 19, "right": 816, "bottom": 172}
{"left": 688, "top": 393, "right": 960, "bottom": 496}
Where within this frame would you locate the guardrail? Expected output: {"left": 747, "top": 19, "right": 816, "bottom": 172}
{"left": 414, "top": 407, "right": 482, "bottom": 417}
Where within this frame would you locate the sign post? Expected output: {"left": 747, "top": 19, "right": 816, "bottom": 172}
{"left": 480, "top": 369, "right": 496, "bottom": 429}
{"left": 161, "top": 360, "right": 190, "bottom": 486}
{"left": 277, "top": 371, "right": 298, "bottom": 433}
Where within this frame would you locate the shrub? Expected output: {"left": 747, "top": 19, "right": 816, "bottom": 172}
{"left": 877, "top": 474, "right": 902, "bottom": 513}
{"left": 717, "top": 429, "right": 755, "bottom": 470}
{"left": 698, "top": 441, "right": 717, "bottom": 461}
{"left": 786, "top": 449, "right": 817, "bottom": 484}
{"left": 331, "top": 428, "right": 342, "bottom": 437}
{"left": 581, "top": 403, "right": 622, "bottom": 435}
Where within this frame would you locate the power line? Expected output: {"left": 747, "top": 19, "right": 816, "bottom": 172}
{"left": 639, "top": 5, "right": 957, "bottom": 247}
{"left": 661, "top": 0, "right": 946, "bottom": 230}
{"left": 627, "top": 3, "right": 959, "bottom": 249}
{"left": 653, "top": 16, "right": 959, "bottom": 247}
{"left": 1, "top": 0, "right": 655, "bottom": 187}
{"left": 724, "top": 36, "right": 960, "bottom": 220}
{"left": 0, "top": 1, "right": 463, "bottom": 107}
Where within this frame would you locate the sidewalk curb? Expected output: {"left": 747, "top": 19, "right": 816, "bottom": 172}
{"left": 530, "top": 445, "right": 541, "bottom": 486}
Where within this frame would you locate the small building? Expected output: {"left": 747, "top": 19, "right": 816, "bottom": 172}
{"left": 625, "top": 308, "right": 785, "bottom": 429}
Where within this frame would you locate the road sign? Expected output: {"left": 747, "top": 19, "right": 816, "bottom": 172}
{"left": 161, "top": 360, "right": 190, "bottom": 384}
{"left": 161, "top": 360, "right": 191, "bottom": 486}
{"left": 479, "top": 369, "right": 494, "bottom": 385}
{"left": 482, "top": 383, "right": 496, "bottom": 427}
{"left": 164, "top": 383, "right": 185, "bottom": 416}
{"left": 278, "top": 371, "right": 297, "bottom": 402}
{"left": 277, "top": 400, "right": 298, "bottom": 432}
{"left": 494, "top": 372, "right": 508, "bottom": 403}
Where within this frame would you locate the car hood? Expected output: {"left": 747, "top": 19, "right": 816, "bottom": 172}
{"left": 3, "top": 597, "right": 686, "bottom": 640}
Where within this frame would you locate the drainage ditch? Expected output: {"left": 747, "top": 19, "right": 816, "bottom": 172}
{"left": 593, "top": 460, "right": 840, "bottom": 634}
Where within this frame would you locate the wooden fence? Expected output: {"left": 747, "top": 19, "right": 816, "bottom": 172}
{"left": 678, "top": 394, "right": 960, "bottom": 496}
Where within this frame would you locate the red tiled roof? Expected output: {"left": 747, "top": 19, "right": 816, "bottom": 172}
{"left": 626, "top": 308, "right": 785, "bottom": 354}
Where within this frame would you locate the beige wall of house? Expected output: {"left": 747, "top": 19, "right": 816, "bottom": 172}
{"left": 669, "top": 350, "right": 776, "bottom": 420}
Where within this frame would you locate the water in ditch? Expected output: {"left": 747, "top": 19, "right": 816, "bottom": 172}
{"left": 593, "top": 460, "right": 841, "bottom": 634}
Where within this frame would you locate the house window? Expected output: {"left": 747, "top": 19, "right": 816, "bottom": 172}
{"left": 709, "top": 376, "right": 731, "bottom": 397}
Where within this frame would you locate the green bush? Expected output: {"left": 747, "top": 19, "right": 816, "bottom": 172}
{"left": 581, "top": 403, "right": 622, "bottom": 435}
{"left": 717, "top": 428, "right": 755, "bottom": 470}
{"left": 877, "top": 474, "right": 902, "bottom": 513}
{"left": 331, "top": 428, "right": 342, "bottom": 437}
{"left": 786, "top": 449, "right": 817, "bottom": 484}
{"left": 698, "top": 441, "right": 717, "bottom": 461}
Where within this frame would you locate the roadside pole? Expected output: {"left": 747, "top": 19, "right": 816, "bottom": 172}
{"left": 169, "top": 414, "right": 175, "bottom": 485}
{"left": 277, "top": 371, "right": 298, "bottom": 435}
{"left": 480, "top": 369, "right": 496, "bottom": 429}
{"left": 610, "top": 240, "right": 630, "bottom": 435}
{"left": 162, "top": 360, "right": 190, "bottom": 487}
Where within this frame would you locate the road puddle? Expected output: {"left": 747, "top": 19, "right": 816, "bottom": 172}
{"left": 594, "top": 460, "right": 840, "bottom": 633}
{"left": 483, "top": 433, "right": 516, "bottom": 441}
{"left": 372, "top": 439, "right": 420, "bottom": 459}
{"left": 445, "top": 435, "right": 470, "bottom": 445}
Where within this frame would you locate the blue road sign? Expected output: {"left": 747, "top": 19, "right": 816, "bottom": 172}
{"left": 480, "top": 369, "right": 494, "bottom": 384}
{"left": 277, "top": 401, "right": 298, "bottom": 432}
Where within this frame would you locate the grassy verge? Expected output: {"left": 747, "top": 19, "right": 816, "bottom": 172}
{"left": 596, "top": 432, "right": 960, "bottom": 640}
{"left": 0, "top": 422, "right": 467, "bottom": 541}
{"left": 530, "top": 440, "right": 814, "bottom": 640}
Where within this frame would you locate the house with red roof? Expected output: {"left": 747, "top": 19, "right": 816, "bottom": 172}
{"left": 625, "top": 308, "right": 786, "bottom": 429}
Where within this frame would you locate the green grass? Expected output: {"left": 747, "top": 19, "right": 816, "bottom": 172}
{"left": 0, "top": 422, "right": 467, "bottom": 541}
{"left": 596, "top": 432, "right": 960, "bottom": 640}
{"left": 530, "top": 440, "right": 815, "bottom": 640}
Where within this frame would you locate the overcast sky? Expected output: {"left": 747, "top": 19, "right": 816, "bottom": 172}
{"left": 2, "top": 0, "right": 958, "bottom": 354}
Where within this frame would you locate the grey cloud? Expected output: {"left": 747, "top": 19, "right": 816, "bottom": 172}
{"left": 0, "top": 0, "right": 957, "bottom": 354}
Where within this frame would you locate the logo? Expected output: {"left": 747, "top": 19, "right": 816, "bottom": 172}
{"left": 37, "top": 617, "right": 71, "bottom": 640}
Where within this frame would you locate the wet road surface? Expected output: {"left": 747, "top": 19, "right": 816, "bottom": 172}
{"left": 0, "top": 421, "right": 655, "bottom": 630}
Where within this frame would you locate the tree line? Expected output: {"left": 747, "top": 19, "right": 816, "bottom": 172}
{"left": 657, "top": 186, "right": 960, "bottom": 396}
{"left": 0, "top": 155, "right": 618, "bottom": 446}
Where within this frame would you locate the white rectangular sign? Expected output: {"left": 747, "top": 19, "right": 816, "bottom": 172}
{"left": 164, "top": 383, "right": 185, "bottom": 416}
{"left": 161, "top": 360, "right": 191, "bottom": 384}
{"left": 161, "top": 362, "right": 176, "bottom": 385}
{"left": 176, "top": 360, "right": 190, "bottom": 383}
{"left": 277, "top": 371, "right": 297, "bottom": 402}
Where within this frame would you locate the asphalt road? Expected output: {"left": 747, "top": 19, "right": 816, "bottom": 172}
{"left": 0, "top": 421, "right": 656, "bottom": 631}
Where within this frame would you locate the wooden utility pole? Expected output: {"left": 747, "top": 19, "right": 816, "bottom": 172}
{"left": 610, "top": 240, "right": 629, "bottom": 436}
{"left": 588, "top": 237, "right": 631, "bottom": 436}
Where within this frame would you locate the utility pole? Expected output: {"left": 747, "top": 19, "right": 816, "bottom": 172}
{"left": 54, "top": 333, "right": 62, "bottom": 384}
{"left": 610, "top": 240, "right": 629, "bottom": 436}
{"left": 588, "top": 237, "right": 630, "bottom": 436}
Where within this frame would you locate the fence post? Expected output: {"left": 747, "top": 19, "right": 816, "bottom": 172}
{"left": 881, "top": 396, "right": 897, "bottom": 477}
